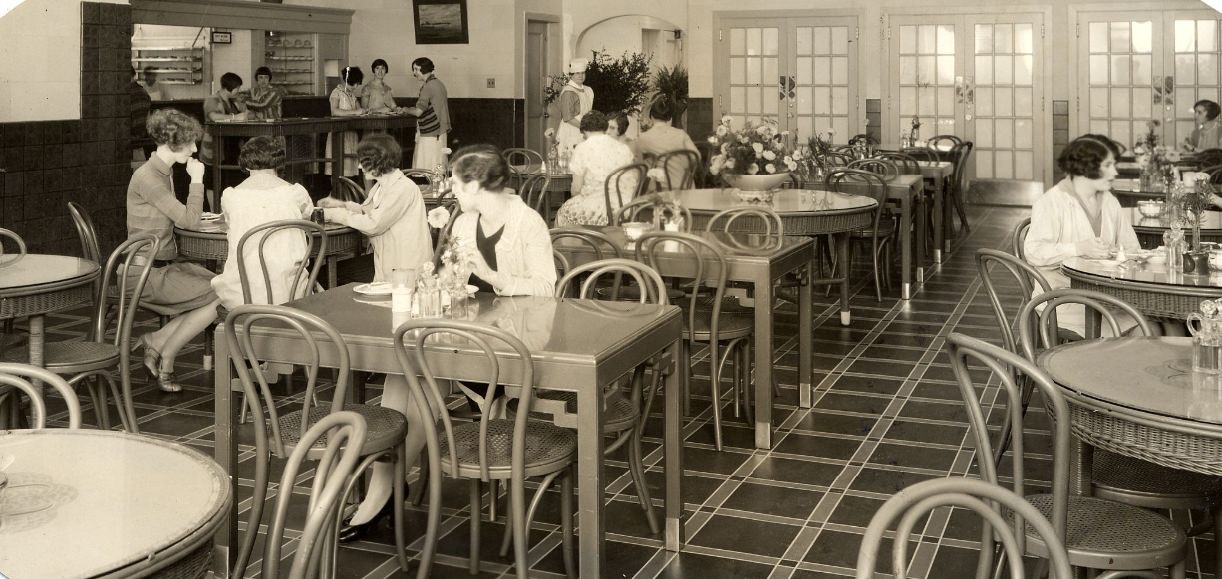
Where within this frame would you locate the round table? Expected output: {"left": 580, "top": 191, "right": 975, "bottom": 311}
{"left": 175, "top": 218, "right": 361, "bottom": 289}
{"left": 0, "top": 255, "right": 100, "bottom": 369}
{"left": 0, "top": 429, "right": 231, "bottom": 578}
{"left": 1061, "top": 256, "right": 1222, "bottom": 321}
{"left": 1128, "top": 206, "right": 1222, "bottom": 248}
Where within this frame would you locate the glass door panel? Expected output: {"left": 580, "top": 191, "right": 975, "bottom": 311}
{"left": 1077, "top": 12, "right": 1163, "bottom": 148}
{"left": 892, "top": 18, "right": 959, "bottom": 142}
{"left": 789, "top": 17, "right": 858, "bottom": 139}
{"left": 965, "top": 15, "right": 1043, "bottom": 180}
{"left": 1168, "top": 12, "right": 1222, "bottom": 146}
{"left": 722, "top": 20, "right": 785, "bottom": 128}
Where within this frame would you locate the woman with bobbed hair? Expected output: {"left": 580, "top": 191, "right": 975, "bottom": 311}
{"left": 320, "top": 133, "right": 431, "bottom": 282}
{"left": 1024, "top": 134, "right": 1140, "bottom": 336}
{"left": 361, "top": 58, "right": 402, "bottom": 114}
{"left": 449, "top": 143, "right": 557, "bottom": 295}
{"left": 1185, "top": 99, "right": 1222, "bottom": 152}
{"left": 556, "top": 110, "right": 637, "bottom": 227}
{"left": 326, "top": 65, "right": 366, "bottom": 177}
{"left": 128, "top": 108, "right": 222, "bottom": 392}
{"left": 210, "top": 136, "right": 314, "bottom": 309}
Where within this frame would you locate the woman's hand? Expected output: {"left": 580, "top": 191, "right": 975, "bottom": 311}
{"left": 1074, "top": 237, "right": 1111, "bottom": 258}
{"left": 186, "top": 158, "right": 205, "bottom": 183}
{"left": 465, "top": 250, "right": 499, "bottom": 288}
{"left": 316, "top": 197, "right": 345, "bottom": 208}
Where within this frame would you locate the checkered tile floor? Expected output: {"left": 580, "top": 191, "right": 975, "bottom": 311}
{"left": 20, "top": 206, "right": 1217, "bottom": 578}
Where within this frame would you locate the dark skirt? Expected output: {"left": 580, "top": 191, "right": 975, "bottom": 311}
{"left": 136, "top": 260, "right": 218, "bottom": 315}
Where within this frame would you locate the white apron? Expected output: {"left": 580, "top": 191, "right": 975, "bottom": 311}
{"left": 555, "top": 83, "right": 594, "bottom": 154}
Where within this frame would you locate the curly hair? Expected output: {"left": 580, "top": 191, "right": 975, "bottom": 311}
{"left": 239, "top": 136, "right": 285, "bottom": 171}
{"left": 580, "top": 110, "right": 608, "bottom": 133}
{"left": 146, "top": 108, "right": 203, "bottom": 151}
{"left": 1196, "top": 99, "right": 1221, "bottom": 121}
{"left": 451, "top": 144, "right": 510, "bottom": 191}
{"left": 610, "top": 112, "right": 630, "bottom": 137}
{"left": 1057, "top": 134, "right": 1120, "bottom": 179}
{"left": 355, "top": 133, "right": 401, "bottom": 177}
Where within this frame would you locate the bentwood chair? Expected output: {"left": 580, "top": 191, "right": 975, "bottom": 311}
{"left": 519, "top": 173, "right": 553, "bottom": 216}
{"left": 336, "top": 176, "right": 367, "bottom": 204}
{"left": 67, "top": 202, "right": 101, "bottom": 263}
{"left": 1013, "top": 217, "right": 1031, "bottom": 261}
{"left": 402, "top": 168, "right": 440, "bottom": 193}
{"left": 901, "top": 147, "right": 938, "bottom": 164}
{"left": 392, "top": 319, "right": 577, "bottom": 579}
{"left": 604, "top": 162, "right": 649, "bottom": 225}
{"left": 0, "top": 363, "right": 82, "bottom": 428}
{"left": 826, "top": 168, "right": 894, "bottom": 301}
{"left": 818, "top": 150, "right": 855, "bottom": 168}
{"left": 947, "top": 140, "right": 975, "bottom": 234}
{"left": 848, "top": 133, "right": 878, "bottom": 147}
{"left": 225, "top": 305, "right": 409, "bottom": 578}
{"left": 1193, "top": 148, "right": 1222, "bottom": 170}
{"left": 0, "top": 228, "right": 27, "bottom": 349}
{"left": 0, "top": 227, "right": 25, "bottom": 256}
{"left": 541, "top": 258, "right": 667, "bottom": 534}
{"left": 946, "top": 332, "right": 1188, "bottom": 578}
{"left": 848, "top": 157, "right": 900, "bottom": 181}
{"left": 654, "top": 149, "right": 702, "bottom": 191}
{"left": 875, "top": 151, "right": 923, "bottom": 176}
{"left": 856, "top": 477, "right": 1073, "bottom": 579}
{"left": 1015, "top": 288, "right": 1222, "bottom": 537}
{"left": 503, "top": 148, "right": 546, "bottom": 192}
{"left": 252, "top": 411, "right": 368, "bottom": 579}
{"left": 638, "top": 231, "right": 750, "bottom": 450}
{"left": 2, "top": 234, "right": 158, "bottom": 432}
{"left": 928, "top": 134, "right": 963, "bottom": 150}
{"left": 613, "top": 194, "right": 694, "bottom": 230}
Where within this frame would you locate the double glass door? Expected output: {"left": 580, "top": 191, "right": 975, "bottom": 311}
{"left": 715, "top": 15, "right": 861, "bottom": 141}
{"left": 1076, "top": 9, "right": 1222, "bottom": 149}
{"left": 886, "top": 13, "right": 1046, "bottom": 181}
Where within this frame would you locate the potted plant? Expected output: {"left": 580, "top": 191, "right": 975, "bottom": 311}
{"left": 584, "top": 49, "right": 653, "bottom": 116}
{"left": 652, "top": 64, "right": 689, "bottom": 128}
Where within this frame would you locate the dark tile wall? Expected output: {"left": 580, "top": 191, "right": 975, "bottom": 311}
{"left": 0, "top": 2, "right": 132, "bottom": 256}
{"left": 1053, "top": 100, "right": 1070, "bottom": 182}
{"left": 865, "top": 99, "right": 882, "bottom": 143}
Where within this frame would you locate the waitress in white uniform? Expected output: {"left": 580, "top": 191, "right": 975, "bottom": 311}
{"left": 555, "top": 58, "right": 595, "bottom": 156}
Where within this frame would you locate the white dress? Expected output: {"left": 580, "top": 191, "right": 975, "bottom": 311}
{"left": 326, "top": 85, "right": 361, "bottom": 176}
{"left": 322, "top": 169, "right": 433, "bottom": 282}
{"left": 1024, "top": 178, "right": 1141, "bottom": 336}
{"left": 556, "top": 134, "right": 637, "bottom": 226}
{"left": 211, "top": 179, "right": 314, "bottom": 309}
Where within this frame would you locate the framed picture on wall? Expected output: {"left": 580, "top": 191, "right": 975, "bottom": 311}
{"left": 412, "top": 0, "right": 468, "bottom": 44}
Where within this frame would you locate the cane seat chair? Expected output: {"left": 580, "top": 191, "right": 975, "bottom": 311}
{"left": 402, "top": 168, "right": 441, "bottom": 193}
{"left": 857, "top": 477, "right": 1073, "bottom": 579}
{"left": 604, "top": 162, "right": 649, "bottom": 226}
{"left": 947, "top": 332, "right": 1188, "bottom": 578}
{"left": 947, "top": 141, "right": 975, "bottom": 234}
{"left": 2, "top": 234, "right": 158, "bottom": 431}
{"left": 827, "top": 168, "right": 895, "bottom": 301}
{"left": 252, "top": 411, "right": 368, "bottom": 579}
{"left": 654, "top": 149, "right": 703, "bottom": 191}
{"left": 520, "top": 173, "right": 554, "bottom": 216}
{"left": 335, "top": 176, "right": 367, "bottom": 204}
{"left": 0, "top": 363, "right": 82, "bottom": 428}
{"left": 392, "top": 319, "right": 577, "bottom": 579}
{"left": 612, "top": 194, "right": 694, "bottom": 230}
{"left": 225, "top": 305, "right": 410, "bottom": 578}
{"left": 503, "top": 147, "right": 546, "bottom": 192}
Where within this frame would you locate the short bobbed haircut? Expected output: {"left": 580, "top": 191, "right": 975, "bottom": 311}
{"left": 239, "top": 136, "right": 286, "bottom": 171}
{"left": 1056, "top": 134, "right": 1121, "bottom": 179}
{"left": 355, "top": 133, "right": 401, "bottom": 177}
{"left": 649, "top": 97, "right": 675, "bottom": 122}
{"left": 342, "top": 66, "right": 364, "bottom": 86}
{"left": 372, "top": 58, "right": 389, "bottom": 72}
{"left": 610, "top": 112, "right": 630, "bottom": 137}
{"left": 412, "top": 57, "right": 435, "bottom": 74}
{"left": 580, "top": 110, "right": 609, "bottom": 133}
{"left": 146, "top": 108, "right": 203, "bottom": 151}
{"left": 220, "top": 72, "right": 243, "bottom": 92}
{"left": 254, "top": 66, "right": 273, "bottom": 80}
{"left": 1195, "top": 99, "right": 1221, "bottom": 121}
{"left": 451, "top": 144, "right": 510, "bottom": 192}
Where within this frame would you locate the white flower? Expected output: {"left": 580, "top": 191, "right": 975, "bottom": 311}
{"left": 739, "top": 135, "right": 750, "bottom": 144}
{"left": 785, "top": 159, "right": 797, "bottom": 171}
{"left": 427, "top": 206, "right": 451, "bottom": 229}
{"left": 763, "top": 150, "right": 777, "bottom": 161}
{"left": 748, "top": 162, "right": 759, "bottom": 174}
{"left": 442, "top": 147, "right": 453, "bottom": 155}
{"left": 647, "top": 167, "right": 667, "bottom": 182}
{"left": 791, "top": 149, "right": 804, "bottom": 160}
{"left": 752, "top": 142, "right": 764, "bottom": 155}
{"left": 721, "top": 115, "right": 733, "bottom": 127}
{"left": 756, "top": 125, "right": 769, "bottom": 136}
{"left": 710, "top": 155, "right": 726, "bottom": 175}
{"left": 544, "top": 128, "right": 555, "bottom": 139}
{"left": 765, "top": 163, "right": 776, "bottom": 174}
{"left": 824, "top": 128, "right": 835, "bottom": 137}
{"left": 725, "top": 158, "right": 736, "bottom": 170}
{"left": 781, "top": 131, "right": 790, "bottom": 137}
{"left": 707, "top": 135, "right": 719, "bottom": 145}
{"left": 721, "top": 143, "right": 730, "bottom": 154}
{"left": 716, "top": 125, "right": 728, "bottom": 137}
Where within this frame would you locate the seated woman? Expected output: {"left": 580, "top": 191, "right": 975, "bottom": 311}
{"left": 339, "top": 143, "right": 556, "bottom": 541}
{"left": 1024, "top": 134, "right": 1140, "bottom": 337}
{"left": 555, "top": 110, "right": 637, "bottom": 226}
{"left": 129, "top": 109, "right": 222, "bottom": 392}
{"left": 607, "top": 111, "right": 636, "bottom": 151}
{"left": 320, "top": 133, "right": 432, "bottom": 283}
{"left": 211, "top": 136, "right": 314, "bottom": 309}
{"left": 1185, "top": 99, "right": 1221, "bottom": 152}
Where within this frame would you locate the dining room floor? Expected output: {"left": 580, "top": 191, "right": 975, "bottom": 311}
{"left": 27, "top": 204, "right": 1217, "bottom": 579}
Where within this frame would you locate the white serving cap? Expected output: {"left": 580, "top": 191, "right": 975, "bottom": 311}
{"left": 568, "top": 58, "right": 589, "bottom": 74}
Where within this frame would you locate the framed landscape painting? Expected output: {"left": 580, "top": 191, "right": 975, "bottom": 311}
{"left": 413, "top": 0, "right": 469, "bottom": 44}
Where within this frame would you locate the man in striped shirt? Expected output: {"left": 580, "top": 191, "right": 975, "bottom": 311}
{"left": 406, "top": 57, "right": 451, "bottom": 172}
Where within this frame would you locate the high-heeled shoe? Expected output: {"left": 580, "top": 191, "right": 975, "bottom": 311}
{"left": 133, "top": 334, "right": 161, "bottom": 382}
{"left": 155, "top": 370, "right": 182, "bottom": 393}
{"left": 338, "top": 500, "right": 396, "bottom": 543}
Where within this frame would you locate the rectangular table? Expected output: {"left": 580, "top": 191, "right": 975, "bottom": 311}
{"left": 210, "top": 288, "right": 685, "bottom": 579}
{"left": 917, "top": 161, "right": 955, "bottom": 262}
{"left": 554, "top": 227, "right": 815, "bottom": 448}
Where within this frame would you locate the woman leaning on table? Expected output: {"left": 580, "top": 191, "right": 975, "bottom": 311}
{"left": 127, "top": 108, "right": 223, "bottom": 393}
{"left": 1185, "top": 99, "right": 1222, "bottom": 152}
{"left": 1023, "top": 134, "right": 1140, "bottom": 337}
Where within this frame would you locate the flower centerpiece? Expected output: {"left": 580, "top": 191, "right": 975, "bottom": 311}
{"left": 543, "top": 127, "right": 558, "bottom": 173}
{"left": 707, "top": 116, "right": 798, "bottom": 202}
{"left": 1178, "top": 177, "right": 1216, "bottom": 252}
{"left": 1134, "top": 120, "right": 1182, "bottom": 194}
{"left": 799, "top": 128, "right": 835, "bottom": 181}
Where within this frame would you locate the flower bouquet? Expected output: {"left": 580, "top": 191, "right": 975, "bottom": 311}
{"left": 542, "top": 74, "right": 570, "bottom": 113}
{"left": 800, "top": 128, "right": 836, "bottom": 181}
{"left": 707, "top": 116, "right": 797, "bottom": 202}
{"left": 1134, "top": 120, "right": 1182, "bottom": 193}
{"left": 544, "top": 127, "right": 559, "bottom": 173}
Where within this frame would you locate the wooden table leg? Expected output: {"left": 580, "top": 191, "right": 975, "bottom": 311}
{"left": 664, "top": 337, "right": 685, "bottom": 552}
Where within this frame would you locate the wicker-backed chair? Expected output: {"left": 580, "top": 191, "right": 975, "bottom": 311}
{"left": 392, "top": 319, "right": 577, "bottom": 579}
{"left": 946, "top": 332, "right": 1188, "bottom": 578}
{"left": 252, "top": 411, "right": 368, "bottom": 579}
{"left": 638, "top": 231, "right": 751, "bottom": 450}
{"left": 604, "top": 162, "right": 649, "bottom": 226}
{"left": 2, "top": 234, "right": 158, "bottom": 431}
{"left": 0, "top": 363, "right": 82, "bottom": 428}
{"left": 828, "top": 168, "right": 894, "bottom": 301}
{"left": 225, "top": 305, "right": 410, "bottom": 578}
{"left": 654, "top": 149, "right": 702, "bottom": 191}
{"left": 336, "top": 176, "right": 367, "bottom": 204}
{"left": 856, "top": 477, "right": 1073, "bottom": 579}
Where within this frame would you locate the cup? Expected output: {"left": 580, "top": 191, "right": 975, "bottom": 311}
{"left": 390, "top": 269, "right": 416, "bottom": 313}
{"left": 1194, "top": 335, "right": 1222, "bottom": 374}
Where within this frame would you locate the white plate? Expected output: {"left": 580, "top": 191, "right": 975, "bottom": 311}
{"left": 353, "top": 282, "right": 393, "bottom": 296}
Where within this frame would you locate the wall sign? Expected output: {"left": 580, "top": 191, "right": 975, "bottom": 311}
{"left": 211, "top": 31, "right": 232, "bottom": 44}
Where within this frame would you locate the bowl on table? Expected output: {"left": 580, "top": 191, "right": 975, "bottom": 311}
{"left": 1137, "top": 200, "right": 1165, "bottom": 218}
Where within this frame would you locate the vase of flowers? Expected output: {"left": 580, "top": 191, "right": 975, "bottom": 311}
{"left": 1179, "top": 177, "right": 1216, "bottom": 252}
{"left": 1134, "top": 120, "right": 1182, "bottom": 195}
{"left": 708, "top": 116, "right": 797, "bottom": 201}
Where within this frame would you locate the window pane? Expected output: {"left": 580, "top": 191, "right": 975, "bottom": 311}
{"left": 796, "top": 27, "right": 813, "bottom": 56}
{"left": 1110, "top": 22, "right": 1130, "bottom": 53}
{"left": 763, "top": 28, "right": 779, "bottom": 55}
{"left": 995, "top": 150, "right": 1014, "bottom": 179}
{"left": 918, "top": 86, "right": 936, "bottom": 116}
{"left": 1089, "top": 88, "right": 1109, "bottom": 118}
{"left": 900, "top": 86, "right": 917, "bottom": 115}
{"left": 731, "top": 28, "right": 745, "bottom": 54}
{"left": 1015, "top": 118, "right": 1033, "bottom": 148}
{"left": 976, "top": 55, "right": 994, "bottom": 85}
{"left": 1132, "top": 88, "right": 1152, "bottom": 119}
{"left": 995, "top": 55, "right": 1014, "bottom": 85}
{"left": 1089, "top": 55, "right": 1108, "bottom": 86}
{"left": 1111, "top": 87, "right": 1131, "bottom": 117}
{"left": 796, "top": 86, "right": 813, "bottom": 115}
{"left": 747, "top": 87, "right": 761, "bottom": 114}
{"left": 1176, "top": 20, "right": 1197, "bottom": 52}
{"left": 1200, "top": 20, "right": 1218, "bottom": 52}
{"left": 1132, "top": 21, "right": 1153, "bottom": 53}
{"left": 798, "top": 117, "right": 813, "bottom": 137}
{"left": 796, "top": 57, "right": 813, "bottom": 85}
{"left": 747, "top": 57, "right": 761, "bottom": 84}
{"left": 747, "top": 28, "right": 761, "bottom": 55}
{"left": 763, "top": 87, "right": 778, "bottom": 115}
{"left": 832, "top": 87, "right": 848, "bottom": 115}
{"left": 977, "top": 120, "right": 994, "bottom": 148}
{"left": 763, "top": 58, "right": 778, "bottom": 90}
{"left": 919, "top": 55, "right": 937, "bottom": 85}
{"left": 919, "top": 25, "right": 936, "bottom": 54}
{"left": 1089, "top": 22, "right": 1108, "bottom": 53}
{"left": 832, "top": 57, "right": 848, "bottom": 85}
{"left": 814, "top": 87, "right": 831, "bottom": 115}
{"left": 1200, "top": 53, "right": 1218, "bottom": 86}
{"left": 1110, "top": 54, "right": 1131, "bottom": 85}
{"left": 937, "top": 25, "right": 955, "bottom": 55}
{"left": 1014, "top": 87, "right": 1032, "bottom": 117}
{"left": 1015, "top": 151, "right": 1034, "bottom": 179}
{"left": 937, "top": 55, "right": 954, "bottom": 85}
{"left": 976, "top": 24, "right": 993, "bottom": 55}
{"left": 832, "top": 27, "right": 848, "bottom": 55}
{"left": 1110, "top": 120, "right": 1131, "bottom": 147}
{"left": 976, "top": 87, "right": 994, "bottom": 117}
{"left": 814, "top": 26, "right": 831, "bottom": 55}
{"left": 731, "top": 59, "right": 745, "bottom": 84}
{"left": 995, "top": 87, "right": 1013, "bottom": 117}
{"left": 994, "top": 24, "right": 1014, "bottom": 54}
{"left": 938, "top": 86, "right": 954, "bottom": 115}
{"left": 1177, "top": 54, "right": 1197, "bottom": 85}
{"left": 1015, "top": 23, "right": 1034, "bottom": 54}
{"left": 1015, "top": 55, "right": 1033, "bottom": 85}
{"left": 900, "top": 25, "right": 917, "bottom": 54}
{"left": 1132, "top": 54, "right": 1152, "bottom": 85}
{"left": 730, "top": 87, "right": 746, "bottom": 112}
{"left": 814, "top": 56, "right": 831, "bottom": 84}
{"left": 976, "top": 150, "right": 994, "bottom": 179}
{"left": 900, "top": 56, "right": 917, "bottom": 85}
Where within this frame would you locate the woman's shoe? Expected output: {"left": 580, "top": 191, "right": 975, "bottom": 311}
{"left": 133, "top": 334, "right": 161, "bottom": 382}
{"left": 155, "top": 370, "right": 182, "bottom": 393}
{"left": 338, "top": 500, "right": 395, "bottom": 543}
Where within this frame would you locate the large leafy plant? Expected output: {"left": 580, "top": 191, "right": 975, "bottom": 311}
{"left": 652, "top": 64, "right": 689, "bottom": 127}
{"left": 585, "top": 49, "right": 653, "bottom": 115}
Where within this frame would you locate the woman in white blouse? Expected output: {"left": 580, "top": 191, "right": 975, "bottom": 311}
{"left": 1024, "top": 134, "right": 1140, "bottom": 337}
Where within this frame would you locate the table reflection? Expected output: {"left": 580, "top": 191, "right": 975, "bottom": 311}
{"left": 668, "top": 188, "right": 876, "bottom": 214}
{"left": 1062, "top": 256, "right": 1222, "bottom": 290}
